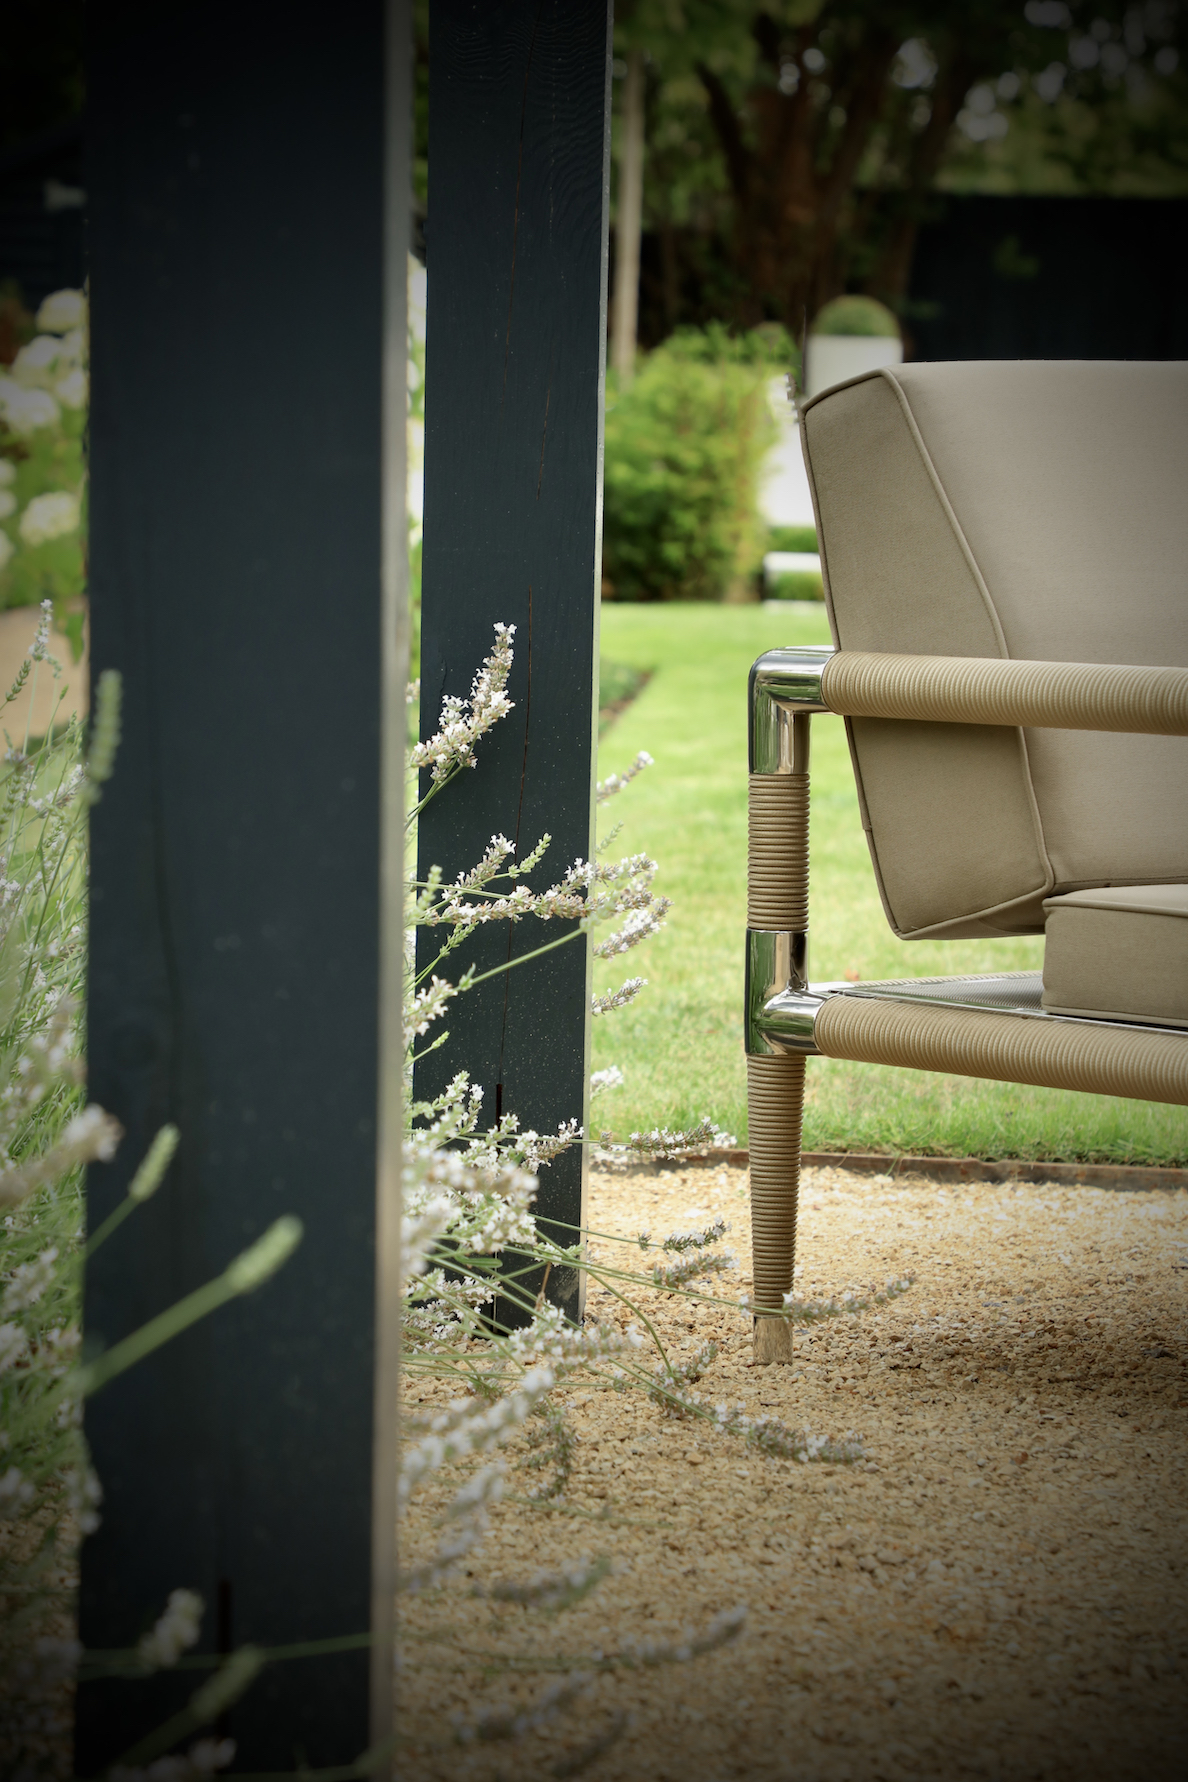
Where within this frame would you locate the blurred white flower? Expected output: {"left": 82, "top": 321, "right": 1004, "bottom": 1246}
{"left": 2, "top": 1245, "right": 58, "bottom": 1315}
{"left": 0, "top": 1321, "right": 29, "bottom": 1372}
{"left": 19, "top": 491, "right": 80, "bottom": 545}
{"left": 55, "top": 368, "right": 87, "bottom": 409}
{"left": 65, "top": 1464, "right": 103, "bottom": 1533}
{"left": 0, "top": 380, "right": 60, "bottom": 433}
{"left": 138, "top": 1588, "right": 204, "bottom": 1668}
{"left": 35, "top": 289, "right": 86, "bottom": 334}
{"left": 58, "top": 327, "right": 85, "bottom": 364}
{"left": 12, "top": 335, "right": 63, "bottom": 379}
{"left": 0, "top": 1465, "right": 34, "bottom": 1516}
{"left": 0, "top": 491, "right": 14, "bottom": 521}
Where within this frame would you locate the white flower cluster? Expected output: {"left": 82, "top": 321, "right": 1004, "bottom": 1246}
{"left": 781, "top": 1274, "right": 915, "bottom": 1322}
{"left": 419, "top": 843, "right": 669, "bottom": 968}
{"left": 453, "top": 1673, "right": 593, "bottom": 1747}
{"left": 65, "top": 1464, "right": 103, "bottom": 1535}
{"left": 137, "top": 1587, "right": 205, "bottom": 1669}
{"left": 624, "top": 1117, "right": 737, "bottom": 1160}
{"left": 0, "top": 289, "right": 86, "bottom": 438}
{"left": 596, "top": 750, "right": 653, "bottom": 804}
{"left": 591, "top": 976, "right": 646, "bottom": 1017}
{"left": 405, "top": 1137, "right": 539, "bottom": 1256}
{"left": 590, "top": 1064, "right": 624, "bottom": 1096}
{"left": 110, "top": 1739, "right": 236, "bottom": 1782}
{"left": 0, "top": 1097, "right": 121, "bottom": 1211}
{"left": 0, "top": 1321, "right": 28, "bottom": 1373}
{"left": 479, "top": 1552, "right": 611, "bottom": 1610}
{"left": 639, "top": 1218, "right": 728, "bottom": 1255}
{"left": 1, "top": 1245, "right": 58, "bottom": 1315}
{"left": 611, "top": 1604, "right": 747, "bottom": 1668}
{"left": 410, "top": 973, "right": 458, "bottom": 1036}
{"left": 505, "top": 1301, "right": 643, "bottom": 1370}
{"left": 399, "top": 1366, "right": 556, "bottom": 1508}
{"left": 18, "top": 490, "right": 80, "bottom": 546}
{"left": 648, "top": 1249, "right": 737, "bottom": 1292}
{"left": 408, "top": 622, "right": 515, "bottom": 785}
{"left": 0, "top": 1463, "right": 35, "bottom": 1516}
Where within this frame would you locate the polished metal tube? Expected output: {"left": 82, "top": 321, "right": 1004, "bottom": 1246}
{"left": 749, "top": 645, "right": 834, "bottom": 774}
{"left": 745, "top": 929, "right": 818, "bottom": 1055}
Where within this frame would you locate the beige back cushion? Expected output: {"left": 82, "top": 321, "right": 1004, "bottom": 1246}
{"left": 801, "top": 362, "right": 1188, "bottom": 939}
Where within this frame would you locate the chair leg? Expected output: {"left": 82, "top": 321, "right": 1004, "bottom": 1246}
{"left": 748, "top": 1048, "right": 804, "bottom": 1364}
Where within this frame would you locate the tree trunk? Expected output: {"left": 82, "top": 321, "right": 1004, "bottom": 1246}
{"left": 613, "top": 48, "right": 645, "bottom": 383}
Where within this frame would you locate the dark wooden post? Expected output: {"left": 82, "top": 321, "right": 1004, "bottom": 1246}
{"left": 79, "top": 2, "right": 408, "bottom": 1768}
{"left": 416, "top": 0, "right": 612, "bottom": 1324}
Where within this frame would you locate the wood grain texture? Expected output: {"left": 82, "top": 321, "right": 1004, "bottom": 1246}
{"left": 416, "top": 0, "right": 612, "bottom": 1323}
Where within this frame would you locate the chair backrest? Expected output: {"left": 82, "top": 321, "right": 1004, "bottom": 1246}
{"left": 800, "top": 361, "right": 1188, "bottom": 940}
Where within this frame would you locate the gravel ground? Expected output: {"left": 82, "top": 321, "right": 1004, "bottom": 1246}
{"left": 398, "top": 1162, "right": 1188, "bottom": 1782}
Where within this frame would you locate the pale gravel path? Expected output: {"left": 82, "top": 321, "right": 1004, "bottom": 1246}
{"left": 398, "top": 1164, "right": 1188, "bottom": 1782}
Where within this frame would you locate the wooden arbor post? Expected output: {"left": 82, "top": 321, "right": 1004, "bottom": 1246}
{"left": 416, "top": 2, "right": 613, "bottom": 1324}
{"left": 79, "top": 1, "right": 408, "bottom": 1767}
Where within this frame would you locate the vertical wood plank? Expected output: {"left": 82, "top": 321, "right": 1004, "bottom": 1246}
{"left": 79, "top": 1, "right": 405, "bottom": 1765}
{"left": 416, "top": 0, "right": 612, "bottom": 1323}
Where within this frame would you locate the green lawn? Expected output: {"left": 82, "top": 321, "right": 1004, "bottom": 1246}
{"left": 594, "top": 603, "right": 1188, "bottom": 1164}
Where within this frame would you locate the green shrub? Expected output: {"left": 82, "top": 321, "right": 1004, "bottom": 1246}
{"left": 602, "top": 328, "right": 788, "bottom": 603}
{"left": 811, "top": 294, "right": 899, "bottom": 337}
{"left": 767, "top": 523, "right": 818, "bottom": 554}
{"left": 768, "top": 569, "right": 824, "bottom": 602}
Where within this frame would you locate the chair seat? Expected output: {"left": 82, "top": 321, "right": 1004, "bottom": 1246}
{"left": 1042, "top": 885, "right": 1188, "bottom": 1028}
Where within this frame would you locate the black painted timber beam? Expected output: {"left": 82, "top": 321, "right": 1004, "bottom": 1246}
{"left": 415, "top": 0, "right": 612, "bottom": 1324}
{"left": 79, "top": 1, "right": 408, "bottom": 1766}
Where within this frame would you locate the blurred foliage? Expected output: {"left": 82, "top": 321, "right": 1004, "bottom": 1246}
{"left": 812, "top": 293, "right": 901, "bottom": 334}
{"left": 768, "top": 522, "right": 819, "bottom": 552}
{"left": 768, "top": 568, "right": 824, "bottom": 600}
{"left": 610, "top": 1, "right": 1188, "bottom": 335}
{"left": 602, "top": 327, "right": 787, "bottom": 603}
{"left": 0, "top": 291, "right": 87, "bottom": 655}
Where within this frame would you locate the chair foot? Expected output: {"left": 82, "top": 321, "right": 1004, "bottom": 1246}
{"left": 753, "top": 1317, "right": 795, "bottom": 1365}
{"left": 746, "top": 1049, "right": 805, "bottom": 1363}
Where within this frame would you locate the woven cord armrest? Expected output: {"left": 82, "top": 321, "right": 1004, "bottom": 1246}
{"left": 820, "top": 653, "right": 1188, "bottom": 735}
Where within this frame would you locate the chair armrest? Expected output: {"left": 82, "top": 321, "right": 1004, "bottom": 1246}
{"left": 820, "top": 653, "right": 1188, "bottom": 735}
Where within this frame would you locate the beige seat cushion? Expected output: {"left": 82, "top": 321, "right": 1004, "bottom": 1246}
{"left": 801, "top": 362, "right": 1188, "bottom": 941}
{"left": 1042, "top": 885, "right": 1188, "bottom": 1028}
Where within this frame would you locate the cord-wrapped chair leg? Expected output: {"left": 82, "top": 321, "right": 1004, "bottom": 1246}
{"left": 747, "top": 1050, "right": 805, "bottom": 1363}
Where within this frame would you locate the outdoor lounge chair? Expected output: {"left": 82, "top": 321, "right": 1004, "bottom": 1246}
{"left": 745, "top": 360, "right": 1188, "bottom": 1363}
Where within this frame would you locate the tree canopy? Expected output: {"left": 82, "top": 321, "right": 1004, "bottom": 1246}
{"left": 611, "top": 1, "right": 1188, "bottom": 335}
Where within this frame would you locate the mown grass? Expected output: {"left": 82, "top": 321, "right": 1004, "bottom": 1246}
{"left": 593, "top": 602, "right": 1188, "bottom": 1164}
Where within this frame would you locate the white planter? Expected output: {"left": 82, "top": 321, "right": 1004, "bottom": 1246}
{"left": 805, "top": 334, "right": 903, "bottom": 399}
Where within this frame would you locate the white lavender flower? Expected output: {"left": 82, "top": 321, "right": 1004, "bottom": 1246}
{"left": 409, "top": 622, "right": 516, "bottom": 785}
{"left": 596, "top": 750, "right": 654, "bottom": 803}
{"left": 137, "top": 1588, "right": 205, "bottom": 1669}
{"left": 65, "top": 1464, "right": 103, "bottom": 1534}
{"left": 591, "top": 977, "right": 646, "bottom": 1016}
{"left": 0, "top": 1465, "right": 35, "bottom": 1516}
{"left": 1, "top": 1245, "right": 59, "bottom": 1315}
{"left": 0, "top": 1321, "right": 29, "bottom": 1373}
